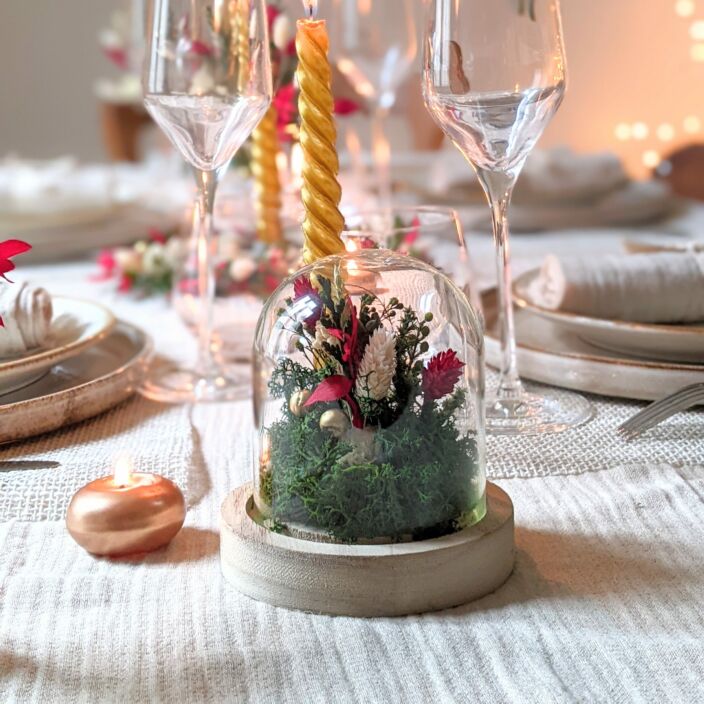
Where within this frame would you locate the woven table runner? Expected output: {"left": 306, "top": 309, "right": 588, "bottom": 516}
{"left": 0, "top": 398, "right": 198, "bottom": 522}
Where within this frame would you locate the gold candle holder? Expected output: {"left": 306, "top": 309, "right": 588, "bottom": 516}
{"left": 66, "top": 458, "right": 186, "bottom": 557}
{"left": 251, "top": 106, "right": 284, "bottom": 244}
{"left": 296, "top": 2, "right": 346, "bottom": 265}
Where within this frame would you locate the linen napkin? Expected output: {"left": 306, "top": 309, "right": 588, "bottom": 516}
{"left": 0, "top": 282, "right": 53, "bottom": 357}
{"left": 527, "top": 252, "right": 704, "bottom": 323}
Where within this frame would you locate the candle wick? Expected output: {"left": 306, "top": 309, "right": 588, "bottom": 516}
{"left": 305, "top": 2, "right": 317, "bottom": 20}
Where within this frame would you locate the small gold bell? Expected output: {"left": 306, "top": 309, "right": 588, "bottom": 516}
{"left": 319, "top": 409, "right": 350, "bottom": 438}
{"left": 289, "top": 389, "right": 312, "bottom": 417}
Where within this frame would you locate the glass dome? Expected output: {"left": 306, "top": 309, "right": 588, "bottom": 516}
{"left": 252, "top": 247, "right": 486, "bottom": 543}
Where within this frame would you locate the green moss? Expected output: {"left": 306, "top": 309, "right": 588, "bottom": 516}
{"left": 266, "top": 390, "right": 482, "bottom": 542}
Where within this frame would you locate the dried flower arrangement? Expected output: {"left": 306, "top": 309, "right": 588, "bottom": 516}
{"left": 259, "top": 268, "right": 484, "bottom": 543}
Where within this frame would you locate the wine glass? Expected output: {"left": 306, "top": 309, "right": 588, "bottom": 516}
{"left": 423, "top": 0, "right": 593, "bottom": 435}
{"left": 328, "top": 0, "right": 418, "bottom": 212}
{"left": 142, "top": 0, "right": 272, "bottom": 402}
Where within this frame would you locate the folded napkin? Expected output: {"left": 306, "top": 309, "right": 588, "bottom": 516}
{"left": 429, "top": 146, "right": 629, "bottom": 205}
{"left": 0, "top": 283, "right": 53, "bottom": 357}
{"left": 527, "top": 252, "right": 704, "bottom": 323}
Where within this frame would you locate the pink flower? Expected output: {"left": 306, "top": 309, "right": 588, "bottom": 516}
{"left": 91, "top": 249, "right": 117, "bottom": 282}
{"left": 264, "top": 274, "right": 281, "bottom": 293}
{"left": 334, "top": 98, "right": 361, "bottom": 116}
{"left": 404, "top": 216, "right": 421, "bottom": 246}
{"left": 422, "top": 350, "right": 464, "bottom": 401}
{"left": 274, "top": 84, "right": 298, "bottom": 140}
{"left": 189, "top": 39, "right": 213, "bottom": 56}
{"left": 117, "top": 273, "right": 134, "bottom": 293}
{"left": 148, "top": 227, "right": 168, "bottom": 244}
{"left": 103, "top": 47, "right": 128, "bottom": 70}
{"left": 267, "top": 5, "right": 281, "bottom": 28}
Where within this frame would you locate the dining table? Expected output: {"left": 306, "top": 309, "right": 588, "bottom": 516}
{"left": 1, "top": 167, "right": 703, "bottom": 703}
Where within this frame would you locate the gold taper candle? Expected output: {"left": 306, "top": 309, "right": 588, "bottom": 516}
{"left": 296, "top": 1, "right": 346, "bottom": 264}
{"left": 236, "top": 0, "right": 250, "bottom": 91}
{"left": 251, "top": 106, "right": 284, "bottom": 244}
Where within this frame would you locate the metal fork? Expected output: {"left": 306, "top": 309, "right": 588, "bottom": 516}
{"left": 618, "top": 383, "right": 704, "bottom": 440}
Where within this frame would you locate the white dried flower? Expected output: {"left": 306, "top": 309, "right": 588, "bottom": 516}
{"left": 272, "top": 15, "right": 292, "bottom": 51}
{"left": 355, "top": 328, "right": 396, "bottom": 401}
{"left": 229, "top": 256, "right": 257, "bottom": 282}
{"left": 189, "top": 66, "right": 215, "bottom": 95}
{"left": 142, "top": 243, "right": 170, "bottom": 276}
{"left": 313, "top": 320, "right": 340, "bottom": 353}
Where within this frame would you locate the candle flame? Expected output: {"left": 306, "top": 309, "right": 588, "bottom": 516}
{"left": 113, "top": 455, "right": 134, "bottom": 487}
{"left": 302, "top": 0, "right": 318, "bottom": 20}
{"left": 345, "top": 239, "right": 358, "bottom": 253}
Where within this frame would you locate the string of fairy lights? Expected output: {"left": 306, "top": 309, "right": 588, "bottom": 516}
{"left": 614, "top": 0, "right": 703, "bottom": 173}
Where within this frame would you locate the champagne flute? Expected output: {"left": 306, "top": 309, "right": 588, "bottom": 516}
{"left": 423, "top": 0, "right": 593, "bottom": 434}
{"left": 142, "top": 0, "right": 272, "bottom": 402}
{"left": 328, "top": 0, "right": 417, "bottom": 212}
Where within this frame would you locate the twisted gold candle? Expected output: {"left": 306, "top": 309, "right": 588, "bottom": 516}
{"left": 235, "top": 0, "right": 250, "bottom": 91}
{"left": 296, "top": 5, "right": 346, "bottom": 265}
{"left": 251, "top": 106, "right": 284, "bottom": 244}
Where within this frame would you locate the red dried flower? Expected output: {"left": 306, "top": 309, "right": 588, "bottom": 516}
{"left": 422, "top": 350, "right": 464, "bottom": 401}
{"left": 293, "top": 275, "right": 322, "bottom": 328}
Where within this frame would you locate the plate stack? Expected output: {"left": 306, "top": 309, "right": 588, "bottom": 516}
{"left": 484, "top": 253, "right": 704, "bottom": 402}
{"left": 0, "top": 296, "right": 151, "bottom": 444}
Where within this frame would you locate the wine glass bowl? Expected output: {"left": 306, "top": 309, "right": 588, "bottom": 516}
{"left": 330, "top": 0, "right": 417, "bottom": 114}
{"left": 423, "top": 0, "right": 592, "bottom": 435}
{"left": 142, "top": 0, "right": 272, "bottom": 403}
{"left": 328, "top": 0, "right": 418, "bottom": 210}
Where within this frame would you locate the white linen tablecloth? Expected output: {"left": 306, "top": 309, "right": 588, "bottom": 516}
{"left": 2, "top": 231, "right": 704, "bottom": 703}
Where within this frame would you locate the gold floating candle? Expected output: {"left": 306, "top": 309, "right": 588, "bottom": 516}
{"left": 296, "top": 0, "right": 346, "bottom": 265}
{"left": 252, "top": 106, "right": 284, "bottom": 244}
{"left": 66, "top": 456, "right": 186, "bottom": 557}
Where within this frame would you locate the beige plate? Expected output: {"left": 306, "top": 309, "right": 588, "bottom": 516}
{"left": 483, "top": 288, "right": 704, "bottom": 402}
{"left": 0, "top": 320, "right": 151, "bottom": 445}
{"left": 513, "top": 268, "right": 704, "bottom": 363}
{"left": 0, "top": 297, "right": 116, "bottom": 395}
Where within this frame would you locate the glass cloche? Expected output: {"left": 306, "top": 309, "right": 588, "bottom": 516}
{"left": 252, "top": 246, "right": 486, "bottom": 543}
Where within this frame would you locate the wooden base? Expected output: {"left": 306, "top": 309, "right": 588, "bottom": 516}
{"left": 220, "top": 482, "right": 515, "bottom": 617}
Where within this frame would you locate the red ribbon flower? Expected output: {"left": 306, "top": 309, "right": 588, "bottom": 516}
{"left": 0, "top": 240, "right": 32, "bottom": 283}
{"left": 303, "top": 374, "right": 363, "bottom": 429}
{"left": 422, "top": 350, "right": 464, "bottom": 401}
{"left": 0, "top": 239, "right": 32, "bottom": 327}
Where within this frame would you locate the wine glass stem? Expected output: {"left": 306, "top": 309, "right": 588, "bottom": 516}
{"left": 194, "top": 168, "right": 219, "bottom": 379}
{"left": 484, "top": 173, "right": 523, "bottom": 400}
{"left": 371, "top": 109, "right": 393, "bottom": 216}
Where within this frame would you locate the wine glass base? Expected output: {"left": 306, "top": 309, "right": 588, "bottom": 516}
{"left": 139, "top": 362, "right": 250, "bottom": 404}
{"left": 486, "top": 387, "right": 594, "bottom": 436}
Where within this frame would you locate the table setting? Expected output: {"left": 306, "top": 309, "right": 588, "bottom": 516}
{"left": 1, "top": 0, "right": 704, "bottom": 701}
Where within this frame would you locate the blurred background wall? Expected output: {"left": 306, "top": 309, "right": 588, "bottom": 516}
{"left": 1, "top": 0, "right": 702, "bottom": 176}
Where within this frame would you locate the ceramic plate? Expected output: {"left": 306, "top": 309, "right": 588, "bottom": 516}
{"left": 483, "top": 288, "right": 704, "bottom": 402}
{"left": 0, "top": 320, "right": 151, "bottom": 444}
{"left": 512, "top": 268, "right": 704, "bottom": 363}
{"left": 0, "top": 297, "right": 116, "bottom": 394}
